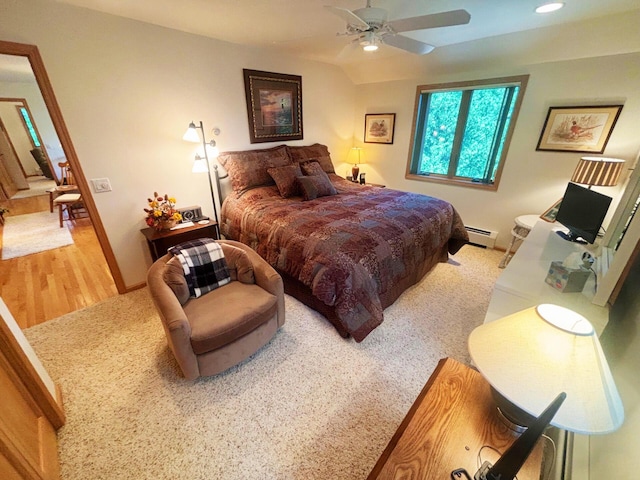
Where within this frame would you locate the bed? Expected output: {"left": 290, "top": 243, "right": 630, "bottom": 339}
{"left": 216, "top": 144, "right": 468, "bottom": 342}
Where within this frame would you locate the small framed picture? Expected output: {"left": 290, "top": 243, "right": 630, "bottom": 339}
{"left": 364, "top": 113, "right": 395, "bottom": 144}
{"left": 536, "top": 105, "right": 623, "bottom": 154}
{"left": 540, "top": 198, "right": 563, "bottom": 223}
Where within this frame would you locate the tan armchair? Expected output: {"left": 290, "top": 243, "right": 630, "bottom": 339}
{"left": 147, "top": 239, "right": 285, "bottom": 380}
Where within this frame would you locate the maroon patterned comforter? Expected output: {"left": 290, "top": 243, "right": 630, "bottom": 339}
{"left": 220, "top": 175, "right": 468, "bottom": 341}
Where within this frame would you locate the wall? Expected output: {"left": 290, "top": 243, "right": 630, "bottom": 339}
{"left": 0, "top": 0, "right": 356, "bottom": 287}
{"left": 353, "top": 52, "right": 640, "bottom": 250}
{"left": 587, "top": 248, "right": 640, "bottom": 475}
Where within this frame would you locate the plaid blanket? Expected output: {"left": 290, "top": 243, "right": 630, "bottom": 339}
{"left": 168, "top": 238, "right": 230, "bottom": 298}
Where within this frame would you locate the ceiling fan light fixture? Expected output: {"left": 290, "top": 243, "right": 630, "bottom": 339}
{"left": 360, "top": 31, "right": 379, "bottom": 52}
{"left": 535, "top": 2, "right": 565, "bottom": 14}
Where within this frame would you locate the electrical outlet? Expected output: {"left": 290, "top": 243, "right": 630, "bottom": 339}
{"left": 91, "top": 178, "right": 112, "bottom": 193}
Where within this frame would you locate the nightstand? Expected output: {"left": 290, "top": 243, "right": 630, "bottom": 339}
{"left": 141, "top": 221, "right": 219, "bottom": 261}
{"left": 368, "top": 358, "right": 544, "bottom": 479}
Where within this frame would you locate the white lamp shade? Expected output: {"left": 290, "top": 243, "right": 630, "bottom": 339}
{"left": 183, "top": 124, "right": 200, "bottom": 143}
{"left": 192, "top": 156, "right": 208, "bottom": 173}
{"left": 468, "top": 304, "right": 624, "bottom": 434}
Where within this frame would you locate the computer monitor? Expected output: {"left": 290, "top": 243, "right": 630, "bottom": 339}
{"left": 555, "top": 182, "right": 612, "bottom": 244}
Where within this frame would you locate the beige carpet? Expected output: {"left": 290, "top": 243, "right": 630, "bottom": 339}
{"left": 1, "top": 211, "right": 74, "bottom": 259}
{"left": 11, "top": 175, "right": 57, "bottom": 199}
{"left": 25, "top": 246, "right": 503, "bottom": 480}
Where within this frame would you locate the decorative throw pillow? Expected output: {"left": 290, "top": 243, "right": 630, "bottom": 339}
{"left": 267, "top": 164, "right": 303, "bottom": 198}
{"left": 217, "top": 145, "right": 292, "bottom": 195}
{"left": 297, "top": 174, "right": 337, "bottom": 201}
{"left": 287, "top": 144, "right": 336, "bottom": 174}
{"left": 219, "top": 243, "right": 255, "bottom": 284}
{"left": 300, "top": 160, "right": 325, "bottom": 177}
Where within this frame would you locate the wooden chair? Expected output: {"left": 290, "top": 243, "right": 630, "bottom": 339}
{"left": 53, "top": 193, "right": 83, "bottom": 228}
{"left": 47, "top": 161, "right": 80, "bottom": 212}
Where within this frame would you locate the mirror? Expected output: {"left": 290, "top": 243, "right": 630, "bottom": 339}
{"left": 0, "top": 40, "right": 125, "bottom": 293}
{"left": 593, "top": 153, "right": 640, "bottom": 306}
{"left": 0, "top": 54, "right": 64, "bottom": 189}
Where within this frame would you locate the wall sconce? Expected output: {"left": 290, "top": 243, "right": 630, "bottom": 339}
{"left": 183, "top": 121, "right": 221, "bottom": 237}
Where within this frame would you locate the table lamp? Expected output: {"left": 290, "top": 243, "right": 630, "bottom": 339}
{"left": 571, "top": 156, "right": 625, "bottom": 189}
{"left": 468, "top": 304, "right": 623, "bottom": 435}
{"left": 349, "top": 147, "right": 364, "bottom": 182}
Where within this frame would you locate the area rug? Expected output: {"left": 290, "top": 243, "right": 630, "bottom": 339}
{"left": 11, "top": 175, "right": 57, "bottom": 199}
{"left": 1, "top": 211, "right": 74, "bottom": 259}
{"left": 24, "top": 247, "right": 503, "bottom": 480}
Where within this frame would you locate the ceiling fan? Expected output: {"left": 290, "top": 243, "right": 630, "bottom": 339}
{"left": 325, "top": 1, "right": 471, "bottom": 55}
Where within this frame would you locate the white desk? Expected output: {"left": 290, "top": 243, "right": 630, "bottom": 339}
{"left": 485, "top": 220, "right": 609, "bottom": 335}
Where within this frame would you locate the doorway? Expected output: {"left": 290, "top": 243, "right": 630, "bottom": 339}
{"left": 0, "top": 41, "right": 125, "bottom": 328}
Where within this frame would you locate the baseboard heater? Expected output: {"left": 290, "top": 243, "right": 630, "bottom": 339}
{"left": 465, "top": 226, "right": 498, "bottom": 249}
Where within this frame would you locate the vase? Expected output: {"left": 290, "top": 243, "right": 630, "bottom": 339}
{"left": 156, "top": 219, "right": 177, "bottom": 231}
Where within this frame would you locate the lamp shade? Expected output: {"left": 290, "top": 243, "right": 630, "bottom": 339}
{"left": 468, "top": 304, "right": 624, "bottom": 434}
{"left": 183, "top": 122, "right": 200, "bottom": 143}
{"left": 571, "top": 156, "right": 624, "bottom": 187}
{"left": 192, "top": 154, "right": 208, "bottom": 173}
{"left": 350, "top": 147, "right": 364, "bottom": 165}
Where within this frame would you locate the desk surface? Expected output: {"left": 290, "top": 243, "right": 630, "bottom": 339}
{"left": 367, "top": 358, "right": 543, "bottom": 480}
{"left": 485, "top": 220, "right": 609, "bottom": 333}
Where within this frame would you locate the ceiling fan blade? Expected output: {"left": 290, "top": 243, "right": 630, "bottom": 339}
{"left": 382, "top": 34, "right": 435, "bottom": 55}
{"left": 387, "top": 9, "right": 470, "bottom": 33}
{"left": 324, "top": 5, "right": 370, "bottom": 31}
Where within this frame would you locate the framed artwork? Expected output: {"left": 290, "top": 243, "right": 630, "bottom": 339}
{"left": 364, "top": 113, "right": 395, "bottom": 144}
{"left": 540, "top": 198, "right": 563, "bottom": 223}
{"left": 536, "top": 105, "right": 623, "bottom": 153}
{"left": 243, "top": 69, "right": 303, "bottom": 144}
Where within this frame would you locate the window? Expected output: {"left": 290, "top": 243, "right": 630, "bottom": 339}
{"left": 406, "top": 75, "right": 528, "bottom": 190}
{"left": 17, "top": 106, "right": 41, "bottom": 147}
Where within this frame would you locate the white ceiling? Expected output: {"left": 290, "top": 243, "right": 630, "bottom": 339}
{"left": 56, "top": 0, "right": 640, "bottom": 65}
{"left": 2, "top": 1, "right": 639, "bottom": 84}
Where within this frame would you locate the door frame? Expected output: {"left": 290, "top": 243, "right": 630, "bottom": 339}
{"left": 0, "top": 40, "right": 126, "bottom": 293}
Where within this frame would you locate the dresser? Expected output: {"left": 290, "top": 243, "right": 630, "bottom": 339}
{"left": 485, "top": 219, "right": 609, "bottom": 334}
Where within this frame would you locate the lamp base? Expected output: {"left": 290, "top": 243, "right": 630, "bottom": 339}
{"left": 351, "top": 165, "right": 360, "bottom": 182}
{"left": 490, "top": 387, "right": 536, "bottom": 433}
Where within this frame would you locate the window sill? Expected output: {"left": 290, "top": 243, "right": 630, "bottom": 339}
{"left": 405, "top": 173, "right": 499, "bottom": 191}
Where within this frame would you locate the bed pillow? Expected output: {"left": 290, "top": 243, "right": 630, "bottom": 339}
{"left": 267, "top": 164, "right": 303, "bottom": 198}
{"left": 297, "top": 174, "right": 337, "bottom": 201}
{"left": 217, "top": 145, "right": 292, "bottom": 195}
{"left": 287, "top": 144, "right": 336, "bottom": 174}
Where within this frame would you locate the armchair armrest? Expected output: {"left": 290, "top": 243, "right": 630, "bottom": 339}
{"left": 147, "top": 254, "right": 199, "bottom": 379}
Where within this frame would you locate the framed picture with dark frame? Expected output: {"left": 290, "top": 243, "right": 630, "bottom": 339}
{"left": 243, "top": 69, "right": 303, "bottom": 144}
{"left": 536, "top": 105, "right": 623, "bottom": 153}
{"left": 364, "top": 113, "right": 396, "bottom": 144}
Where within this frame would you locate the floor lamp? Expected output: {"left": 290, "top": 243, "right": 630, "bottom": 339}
{"left": 183, "top": 121, "right": 220, "bottom": 238}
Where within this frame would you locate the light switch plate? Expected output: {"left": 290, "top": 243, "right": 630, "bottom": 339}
{"left": 91, "top": 178, "right": 112, "bottom": 193}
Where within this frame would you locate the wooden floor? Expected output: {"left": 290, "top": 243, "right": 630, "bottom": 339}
{"left": 0, "top": 194, "right": 118, "bottom": 329}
